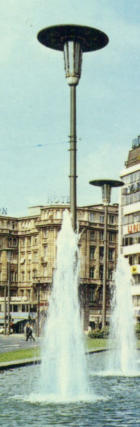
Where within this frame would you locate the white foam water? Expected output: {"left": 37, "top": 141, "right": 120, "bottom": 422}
{"left": 107, "top": 255, "right": 138, "bottom": 375}
{"left": 37, "top": 210, "right": 89, "bottom": 401}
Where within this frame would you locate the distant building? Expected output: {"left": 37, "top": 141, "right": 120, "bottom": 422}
{"left": 0, "top": 203, "right": 119, "bottom": 331}
{"left": 120, "top": 135, "right": 140, "bottom": 320}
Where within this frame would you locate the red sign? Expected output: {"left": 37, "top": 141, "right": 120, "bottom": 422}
{"left": 128, "top": 223, "right": 140, "bottom": 234}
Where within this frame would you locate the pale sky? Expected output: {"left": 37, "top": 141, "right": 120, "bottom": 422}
{"left": 0, "top": 0, "right": 140, "bottom": 216}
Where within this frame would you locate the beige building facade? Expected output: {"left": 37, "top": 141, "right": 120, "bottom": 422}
{"left": 0, "top": 203, "right": 119, "bottom": 330}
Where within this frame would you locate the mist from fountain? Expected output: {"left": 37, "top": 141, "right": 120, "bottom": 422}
{"left": 37, "top": 210, "right": 88, "bottom": 401}
{"left": 107, "top": 254, "right": 138, "bottom": 375}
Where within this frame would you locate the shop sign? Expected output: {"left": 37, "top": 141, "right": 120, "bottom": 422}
{"left": 128, "top": 223, "right": 140, "bottom": 234}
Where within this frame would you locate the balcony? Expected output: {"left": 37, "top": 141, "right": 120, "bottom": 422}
{"left": 131, "top": 284, "right": 140, "bottom": 296}
{"left": 0, "top": 296, "right": 28, "bottom": 302}
{"left": 123, "top": 244, "right": 140, "bottom": 256}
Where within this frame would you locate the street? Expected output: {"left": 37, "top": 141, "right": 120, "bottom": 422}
{"left": 0, "top": 334, "right": 41, "bottom": 353}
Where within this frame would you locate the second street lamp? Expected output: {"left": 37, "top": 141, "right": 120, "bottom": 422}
{"left": 89, "top": 179, "right": 124, "bottom": 328}
{"left": 6, "top": 249, "right": 11, "bottom": 335}
{"left": 37, "top": 24, "right": 109, "bottom": 230}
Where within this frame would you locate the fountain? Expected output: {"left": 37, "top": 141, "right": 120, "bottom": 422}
{"left": 107, "top": 254, "right": 138, "bottom": 375}
{"left": 37, "top": 210, "right": 88, "bottom": 401}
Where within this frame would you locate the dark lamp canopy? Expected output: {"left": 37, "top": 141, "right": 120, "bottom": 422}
{"left": 90, "top": 179, "right": 124, "bottom": 188}
{"left": 37, "top": 24, "right": 109, "bottom": 52}
{"left": 89, "top": 179, "right": 124, "bottom": 205}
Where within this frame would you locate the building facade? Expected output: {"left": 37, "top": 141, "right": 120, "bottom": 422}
{"left": 0, "top": 203, "right": 119, "bottom": 331}
{"left": 120, "top": 136, "right": 140, "bottom": 320}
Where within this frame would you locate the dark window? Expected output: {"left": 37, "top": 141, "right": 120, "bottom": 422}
{"left": 100, "top": 215, "right": 104, "bottom": 223}
{"left": 99, "top": 246, "right": 104, "bottom": 259}
{"left": 99, "top": 265, "right": 103, "bottom": 280}
{"left": 89, "top": 287, "right": 94, "bottom": 303}
{"left": 129, "top": 256, "right": 133, "bottom": 266}
{"left": 108, "top": 248, "right": 114, "bottom": 261}
{"left": 109, "top": 214, "right": 115, "bottom": 224}
{"left": 90, "top": 231, "right": 95, "bottom": 241}
{"left": 90, "top": 246, "right": 95, "bottom": 260}
{"left": 109, "top": 232, "right": 115, "bottom": 242}
{"left": 99, "top": 231, "right": 104, "bottom": 241}
{"left": 108, "top": 269, "right": 113, "bottom": 280}
{"left": 89, "top": 267, "right": 94, "bottom": 279}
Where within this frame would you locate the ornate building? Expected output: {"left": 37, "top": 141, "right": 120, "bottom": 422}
{"left": 0, "top": 203, "right": 119, "bottom": 331}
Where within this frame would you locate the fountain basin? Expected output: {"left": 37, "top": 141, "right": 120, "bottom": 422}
{"left": 0, "top": 357, "right": 140, "bottom": 426}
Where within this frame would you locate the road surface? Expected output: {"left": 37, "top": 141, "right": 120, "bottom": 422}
{"left": 0, "top": 334, "right": 41, "bottom": 353}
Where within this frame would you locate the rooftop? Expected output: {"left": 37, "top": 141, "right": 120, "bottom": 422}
{"left": 125, "top": 136, "right": 140, "bottom": 168}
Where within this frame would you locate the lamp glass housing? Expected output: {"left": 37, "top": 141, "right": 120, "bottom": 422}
{"left": 64, "top": 41, "right": 82, "bottom": 86}
{"left": 102, "top": 184, "right": 111, "bottom": 205}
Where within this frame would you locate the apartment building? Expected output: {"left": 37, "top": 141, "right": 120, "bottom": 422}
{"left": 120, "top": 136, "right": 140, "bottom": 319}
{"left": 0, "top": 203, "right": 119, "bottom": 331}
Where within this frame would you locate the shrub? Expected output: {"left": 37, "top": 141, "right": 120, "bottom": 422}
{"left": 88, "top": 327, "right": 109, "bottom": 339}
{"left": 135, "top": 322, "right": 140, "bottom": 338}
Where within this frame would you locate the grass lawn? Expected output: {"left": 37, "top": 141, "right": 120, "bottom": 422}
{"left": 85, "top": 337, "right": 107, "bottom": 350}
{"left": 0, "top": 338, "right": 107, "bottom": 364}
{"left": 0, "top": 347, "right": 40, "bottom": 363}
{"left": 0, "top": 338, "right": 139, "bottom": 364}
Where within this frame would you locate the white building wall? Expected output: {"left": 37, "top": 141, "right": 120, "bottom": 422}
{"left": 120, "top": 156, "right": 140, "bottom": 318}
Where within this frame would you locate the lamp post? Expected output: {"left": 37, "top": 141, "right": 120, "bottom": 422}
{"left": 4, "top": 282, "right": 7, "bottom": 335}
{"left": 89, "top": 179, "right": 123, "bottom": 328}
{"left": 36, "top": 280, "right": 41, "bottom": 337}
{"left": 37, "top": 24, "right": 109, "bottom": 230}
{"left": 6, "top": 250, "right": 11, "bottom": 335}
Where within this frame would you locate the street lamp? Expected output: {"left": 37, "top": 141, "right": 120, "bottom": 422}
{"left": 6, "top": 249, "right": 11, "bottom": 335}
{"left": 4, "top": 281, "right": 7, "bottom": 335}
{"left": 89, "top": 179, "right": 123, "bottom": 328}
{"left": 35, "top": 280, "right": 41, "bottom": 337}
{"left": 37, "top": 24, "right": 109, "bottom": 230}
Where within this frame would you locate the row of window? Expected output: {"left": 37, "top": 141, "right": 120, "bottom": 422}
{"left": 123, "top": 171, "right": 140, "bottom": 185}
{"left": 122, "top": 181, "right": 140, "bottom": 195}
{"left": 90, "top": 230, "right": 115, "bottom": 242}
{"left": 123, "top": 236, "right": 140, "bottom": 246}
{"left": 89, "top": 266, "right": 113, "bottom": 280}
{"left": 8, "top": 304, "right": 37, "bottom": 313}
{"left": 123, "top": 212, "right": 140, "bottom": 225}
{"left": 133, "top": 275, "right": 140, "bottom": 285}
{"left": 20, "top": 246, "right": 47, "bottom": 262}
{"left": 89, "top": 213, "right": 116, "bottom": 224}
{"left": 129, "top": 255, "right": 140, "bottom": 266}
{"left": 0, "top": 238, "right": 18, "bottom": 249}
{"left": 0, "top": 304, "right": 35, "bottom": 313}
{"left": 90, "top": 246, "right": 115, "bottom": 261}
{"left": 133, "top": 295, "right": 140, "bottom": 306}
{"left": 122, "top": 191, "right": 140, "bottom": 206}
{"left": 20, "top": 266, "right": 47, "bottom": 281}
{"left": 20, "top": 236, "right": 39, "bottom": 247}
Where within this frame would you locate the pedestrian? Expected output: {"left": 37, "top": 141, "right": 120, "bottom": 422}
{"left": 25, "top": 323, "right": 30, "bottom": 341}
{"left": 26, "top": 324, "right": 35, "bottom": 342}
{"left": 29, "top": 324, "right": 35, "bottom": 341}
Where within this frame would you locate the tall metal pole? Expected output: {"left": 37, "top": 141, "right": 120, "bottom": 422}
{"left": 37, "top": 283, "right": 40, "bottom": 337}
{"left": 70, "top": 85, "right": 77, "bottom": 231}
{"left": 4, "top": 284, "right": 7, "bottom": 335}
{"left": 7, "top": 255, "right": 11, "bottom": 335}
{"left": 102, "top": 203, "right": 108, "bottom": 328}
{"left": 37, "top": 24, "right": 109, "bottom": 231}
